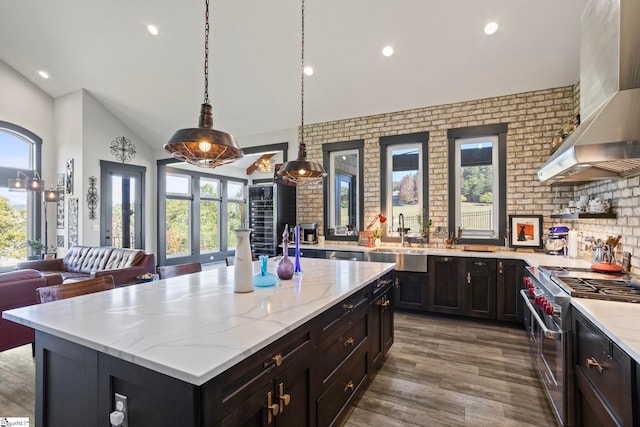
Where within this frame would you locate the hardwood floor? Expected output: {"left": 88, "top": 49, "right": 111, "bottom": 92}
{"left": 344, "top": 311, "right": 557, "bottom": 427}
{"left": 0, "top": 343, "right": 34, "bottom": 422}
{"left": 0, "top": 311, "right": 556, "bottom": 426}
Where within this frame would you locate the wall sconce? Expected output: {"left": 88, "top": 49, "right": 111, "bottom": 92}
{"left": 8, "top": 171, "right": 45, "bottom": 192}
{"left": 45, "top": 187, "right": 59, "bottom": 202}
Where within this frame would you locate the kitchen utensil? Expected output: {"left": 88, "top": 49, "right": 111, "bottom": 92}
{"left": 591, "top": 262, "right": 624, "bottom": 273}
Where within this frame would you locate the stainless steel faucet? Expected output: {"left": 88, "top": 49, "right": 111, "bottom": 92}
{"left": 398, "top": 213, "right": 406, "bottom": 247}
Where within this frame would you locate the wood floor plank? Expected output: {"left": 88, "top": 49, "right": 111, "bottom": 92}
{"left": 345, "top": 311, "right": 557, "bottom": 427}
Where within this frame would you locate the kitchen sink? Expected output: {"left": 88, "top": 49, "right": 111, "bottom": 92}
{"left": 365, "top": 247, "right": 428, "bottom": 272}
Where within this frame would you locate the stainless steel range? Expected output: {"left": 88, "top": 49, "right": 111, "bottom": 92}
{"left": 522, "top": 265, "right": 640, "bottom": 426}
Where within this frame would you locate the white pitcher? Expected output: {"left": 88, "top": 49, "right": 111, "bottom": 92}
{"left": 233, "top": 229, "right": 254, "bottom": 293}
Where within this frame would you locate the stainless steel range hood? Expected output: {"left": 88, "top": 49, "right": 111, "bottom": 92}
{"left": 537, "top": 0, "right": 640, "bottom": 184}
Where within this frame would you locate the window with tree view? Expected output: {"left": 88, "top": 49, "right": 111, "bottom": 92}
{"left": 379, "top": 132, "right": 429, "bottom": 242}
{"left": 0, "top": 123, "right": 41, "bottom": 271}
{"left": 448, "top": 124, "right": 506, "bottom": 244}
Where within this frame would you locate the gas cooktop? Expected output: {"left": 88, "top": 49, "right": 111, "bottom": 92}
{"left": 538, "top": 265, "right": 640, "bottom": 303}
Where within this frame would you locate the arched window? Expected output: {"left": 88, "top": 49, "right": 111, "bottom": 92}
{"left": 0, "top": 121, "right": 43, "bottom": 271}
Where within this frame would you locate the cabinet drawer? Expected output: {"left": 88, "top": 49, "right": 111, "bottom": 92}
{"left": 318, "top": 313, "right": 368, "bottom": 391}
{"left": 317, "top": 345, "right": 368, "bottom": 427}
{"left": 317, "top": 288, "right": 369, "bottom": 338}
{"left": 574, "top": 311, "right": 632, "bottom": 426}
{"left": 371, "top": 271, "right": 394, "bottom": 297}
{"left": 203, "top": 324, "right": 312, "bottom": 423}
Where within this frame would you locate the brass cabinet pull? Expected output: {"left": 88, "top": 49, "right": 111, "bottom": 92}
{"left": 344, "top": 337, "right": 355, "bottom": 347}
{"left": 344, "top": 380, "right": 354, "bottom": 393}
{"left": 343, "top": 303, "right": 354, "bottom": 311}
{"left": 266, "top": 391, "right": 280, "bottom": 424}
{"left": 264, "top": 353, "right": 283, "bottom": 369}
{"left": 467, "top": 272, "right": 472, "bottom": 284}
{"left": 379, "top": 278, "right": 393, "bottom": 287}
{"left": 278, "top": 383, "right": 291, "bottom": 412}
{"left": 498, "top": 261, "right": 503, "bottom": 274}
{"left": 587, "top": 357, "right": 604, "bottom": 374}
{"left": 395, "top": 277, "right": 399, "bottom": 288}
{"left": 381, "top": 298, "right": 391, "bottom": 308}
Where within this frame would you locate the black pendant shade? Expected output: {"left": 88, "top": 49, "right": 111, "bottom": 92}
{"left": 165, "top": 103, "right": 243, "bottom": 168}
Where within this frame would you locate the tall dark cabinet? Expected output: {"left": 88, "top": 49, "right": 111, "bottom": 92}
{"left": 248, "top": 184, "right": 296, "bottom": 256}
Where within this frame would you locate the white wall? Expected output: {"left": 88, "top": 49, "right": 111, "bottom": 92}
{"left": 82, "top": 90, "right": 157, "bottom": 251}
{"left": 0, "top": 59, "right": 56, "bottom": 249}
{"left": 52, "top": 90, "right": 83, "bottom": 256}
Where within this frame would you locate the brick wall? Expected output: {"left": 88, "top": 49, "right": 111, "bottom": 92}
{"left": 295, "top": 84, "right": 638, "bottom": 272}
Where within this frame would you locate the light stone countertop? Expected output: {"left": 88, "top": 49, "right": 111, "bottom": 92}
{"left": 295, "top": 242, "right": 593, "bottom": 269}
{"left": 571, "top": 299, "right": 640, "bottom": 364}
{"left": 3, "top": 258, "right": 395, "bottom": 385}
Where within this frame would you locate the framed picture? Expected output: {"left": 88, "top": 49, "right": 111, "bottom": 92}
{"left": 57, "top": 173, "right": 65, "bottom": 187}
{"left": 43, "top": 253, "right": 57, "bottom": 260}
{"left": 66, "top": 158, "right": 74, "bottom": 194}
{"left": 509, "top": 214, "right": 543, "bottom": 249}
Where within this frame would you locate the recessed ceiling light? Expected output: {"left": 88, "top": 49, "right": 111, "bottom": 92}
{"left": 147, "top": 24, "right": 159, "bottom": 36}
{"left": 38, "top": 70, "right": 49, "bottom": 79}
{"left": 303, "top": 66, "right": 314, "bottom": 76}
{"left": 484, "top": 22, "right": 498, "bottom": 35}
{"left": 382, "top": 46, "right": 394, "bottom": 57}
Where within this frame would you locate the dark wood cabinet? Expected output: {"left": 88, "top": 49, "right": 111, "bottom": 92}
{"left": 393, "top": 271, "right": 427, "bottom": 311}
{"left": 463, "top": 258, "right": 496, "bottom": 319}
{"left": 573, "top": 309, "right": 633, "bottom": 427}
{"left": 428, "top": 256, "right": 464, "bottom": 315}
{"left": 428, "top": 256, "right": 496, "bottom": 319}
{"left": 369, "top": 276, "right": 394, "bottom": 368}
{"left": 496, "top": 259, "right": 525, "bottom": 323}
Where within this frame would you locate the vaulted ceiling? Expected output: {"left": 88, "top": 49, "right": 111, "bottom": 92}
{"left": 0, "top": 0, "right": 587, "bottom": 151}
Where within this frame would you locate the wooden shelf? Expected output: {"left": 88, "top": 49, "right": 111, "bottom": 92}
{"left": 550, "top": 212, "right": 616, "bottom": 219}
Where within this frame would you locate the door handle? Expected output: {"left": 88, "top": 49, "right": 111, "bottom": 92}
{"left": 278, "top": 383, "right": 291, "bottom": 412}
{"left": 467, "top": 272, "right": 472, "bottom": 284}
{"left": 266, "top": 391, "right": 280, "bottom": 424}
{"left": 498, "top": 261, "right": 503, "bottom": 274}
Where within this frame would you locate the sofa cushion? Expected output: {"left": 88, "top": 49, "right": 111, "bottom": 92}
{"left": 0, "top": 269, "right": 42, "bottom": 283}
{"left": 105, "top": 248, "right": 144, "bottom": 270}
{"left": 64, "top": 246, "right": 114, "bottom": 274}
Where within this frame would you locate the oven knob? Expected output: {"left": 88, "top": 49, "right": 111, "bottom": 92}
{"left": 535, "top": 295, "right": 541, "bottom": 304}
{"left": 528, "top": 287, "right": 535, "bottom": 296}
{"left": 546, "top": 304, "right": 554, "bottom": 316}
{"left": 523, "top": 277, "right": 531, "bottom": 286}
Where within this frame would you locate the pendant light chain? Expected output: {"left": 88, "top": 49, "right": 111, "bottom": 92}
{"left": 204, "top": 0, "right": 210, "bottom": 104}
{"left": 300, "top": 0, "right": 305, "bottom": 146}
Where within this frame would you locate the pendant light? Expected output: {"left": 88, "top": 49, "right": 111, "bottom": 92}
{"left": 164, "top": 0, "right": 243, "bottom": 168}
{"left": 277, "top": 0, "right": 327, "bottom": 186}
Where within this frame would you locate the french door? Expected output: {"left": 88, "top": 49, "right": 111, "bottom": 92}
{"left": 100, "top": 161, "right": 146, "bottom": 249}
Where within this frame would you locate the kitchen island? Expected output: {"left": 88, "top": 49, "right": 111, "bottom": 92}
{"left": 3, "top": 258, "right": 395, "bottom": 427}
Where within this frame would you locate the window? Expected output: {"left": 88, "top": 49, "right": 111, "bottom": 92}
{"left": 448, "top": 124, "right": 507, "bottom": 245}
{"left": 157, "top": 163, "right": 247, "bottom": 265}
{"left": 200, "top": 178, "right": 220, "bottom": 253}
{"left": 323, "top": 140, "right": 364, "bottom": 240}
{"left": 379, "top": 132, "right": 429, "bottom": 242}
{"left": 226, "top": 181, "right": 245, "bottom": 249}
{"left": 0, "top": 122, "right": 42, "bottom": 271}
{"left": 166, "top": 173, "right": 192, "bottom": 257}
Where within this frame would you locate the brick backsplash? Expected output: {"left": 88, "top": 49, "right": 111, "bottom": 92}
{"left": 295, "top": 84, "right": 638, "bottom": 272}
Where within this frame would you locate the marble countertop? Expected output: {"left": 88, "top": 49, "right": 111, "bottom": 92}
{"left": 3, "top": 258, "right": 395, "bottom": 385}
{"left": 571, "top": 299, "right": 640, "bottom": 364}
{"left": 293, "top": 242, "right": 593, "bottom": 269}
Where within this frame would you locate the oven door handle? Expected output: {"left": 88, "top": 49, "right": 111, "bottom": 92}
{"left": 520, "top": 289, "right": 562, "bottom": 340}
